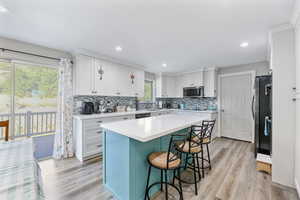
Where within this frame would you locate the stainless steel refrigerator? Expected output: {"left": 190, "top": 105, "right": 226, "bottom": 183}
{"left": 252, "top": 75, "right": 272, "bottom": 157}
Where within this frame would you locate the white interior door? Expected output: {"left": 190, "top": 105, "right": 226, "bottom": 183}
{"left": 220, "top": 72, "right": 254, "bottom": 142}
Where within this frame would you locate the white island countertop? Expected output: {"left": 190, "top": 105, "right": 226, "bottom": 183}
{"left": 101, "top": 114, "right": 208, "bottom": 142}
{"left": 74, "top": 109, "right": 217, "bottom": 120}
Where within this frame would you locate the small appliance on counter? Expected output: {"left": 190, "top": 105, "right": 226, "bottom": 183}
{"left": 158, "top": 101, "right": 163, "bottom": 109}
{"left": 179, "top": 103, "right": 186, "bottom": 110}
{"left": 166, "top": 103, "right": 172, "bottom": 109}
{"left": 81, "top": 102, "right": 94, "bottom": 114}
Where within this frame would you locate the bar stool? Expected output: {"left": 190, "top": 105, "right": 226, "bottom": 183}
{"left": 191, "top": 120, "right": 216, "bottom": 178}
{"left": 174, "top": 128, "right": 203, "bottom": 196}
{"left": 144, "top": 134, "right": 186, "bottom": 200}
{"left": 0, "top": 120, "right": 9, "bottom": 141}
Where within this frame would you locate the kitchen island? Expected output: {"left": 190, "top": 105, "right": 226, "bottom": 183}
{"left": 101, "top": 114, "right": 208, "bottom": 200}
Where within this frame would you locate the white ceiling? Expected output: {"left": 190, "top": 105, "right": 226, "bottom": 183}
{"left": 0, "top": 0, "right": 295, "bottom": 73}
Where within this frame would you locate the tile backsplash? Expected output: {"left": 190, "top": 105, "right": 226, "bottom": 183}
{"left": 73, "top": 95, "right": 137, "bottom": 114}
{"left": 73, "top": 95, "right": 217, "bottom": 114}
{"left": 156, "top": 97, "right": 217, "bottom": 110}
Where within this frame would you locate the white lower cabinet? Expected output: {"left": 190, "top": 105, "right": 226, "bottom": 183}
{"left": 74, "top": 114, "right": 135, "bottom": 162}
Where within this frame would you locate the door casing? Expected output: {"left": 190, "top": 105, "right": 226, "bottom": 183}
{"left": 217, "top": 70, "right": 256, "bottom": 143}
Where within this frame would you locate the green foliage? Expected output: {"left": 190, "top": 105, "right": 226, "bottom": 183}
{"left": 0, "top": 63, "right": 58, "bottom": 98}
{"left": 138, "top": 80, "right": 153, "bottom": 102}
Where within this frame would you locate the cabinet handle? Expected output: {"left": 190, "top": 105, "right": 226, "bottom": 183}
{"left": 97, "top": 121, "right": 103, "bottom": 123}
{"left": 116, "top": 92, "right": 120, "bottom": 95}
{"left": 293, "top": 87, "right": 296, "bottom": 90}
{"left": 123, "top": 117, "right": 128, "bottom": 120}
{"left": 97, "top": 144, "right": 102, "bottom": 148}
{"left": 96, "top": 131, "right": 103, "bottom": 134}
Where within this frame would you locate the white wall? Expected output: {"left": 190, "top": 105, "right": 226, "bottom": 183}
{"left": 292, "top": 3, "right": 300, "bottom": 194}
{"left": 295, "top": 25, "right": 300, "bottom": 195}
{"left": 270, "top": 27, "right": 296, "bottom": 188}
{"left": 218, "top": 61, "right": 270, "bottom": 76}
{"left": 0, "top": 36, "right": 71, "bottom": 65}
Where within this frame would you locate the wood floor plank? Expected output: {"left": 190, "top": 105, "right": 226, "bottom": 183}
{"left": 39, "top": 138, "right": 299, "bottom": 200}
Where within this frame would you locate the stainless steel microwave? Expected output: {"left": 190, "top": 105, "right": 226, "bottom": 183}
{"left": 183, "top": 86, "right": 204, "bottom": 97}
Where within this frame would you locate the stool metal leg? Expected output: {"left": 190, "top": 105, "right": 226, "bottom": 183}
{"left": 192, "top": 154, "right": 198, "bottom": 195}
{"left": 206, "top": 144, "right": 211, "bottom": 170}
{"left": 172, "top": 170, "right": 176, "bottom": 185}
{"left": 177, "top": 168, "right": 183, "bottom": 200}
{"left": 196, "top": 153, "right": 201, "bottom": 181}
{"left": 165, "top": 169, "right": 168, "bottom": 200}
{"left": 161, "top": 170, "right": 163, "bottom": 191}
{"left": 144, "top": 165, "right": 152, "bottom": 200}
{"left": 201, "top": 147, "right": 205, "bottom": 178}
{"left": 184, "top": 154, "right": 188, "bottom": 169}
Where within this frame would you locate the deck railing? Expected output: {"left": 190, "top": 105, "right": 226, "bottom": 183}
{"left": 0, "top": 111, "right": 56, "bottom": 139}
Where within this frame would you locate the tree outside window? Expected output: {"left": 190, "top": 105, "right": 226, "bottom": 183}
{"left": 139, "top": 80, "right": 153, "bottom": 102}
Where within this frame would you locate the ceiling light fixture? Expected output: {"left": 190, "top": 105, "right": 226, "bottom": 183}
{"left": 0, "top": 5, "right": 8, "bottom": 13}
{"left": 162, "top": 63, "right": 167, "bottom": 67}
{"left": 240, "top": 42, "right": 249, "bottom": 48}
{"left": 115, "top": 46, "right": 122, "bottom": 52}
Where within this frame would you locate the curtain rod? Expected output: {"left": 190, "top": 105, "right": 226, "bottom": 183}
{"left": 0, "top": 48, "right": 73, "bottom": 64}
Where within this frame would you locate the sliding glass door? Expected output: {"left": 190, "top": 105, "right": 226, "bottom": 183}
{"left": 0, "top": 60, "right": 58, "bottom": 139}
{"left": 0, "top": 61, "right": 12, "bottom": 139}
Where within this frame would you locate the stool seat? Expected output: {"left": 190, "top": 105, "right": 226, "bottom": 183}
{"left": 148, "top": 152, "right": 181, "bottom": 169}
{"left": 192, "top": 136, "right": 211, "bottom": 144}
{"left": 176, "top": 141, "right": 202, "bottom": 153}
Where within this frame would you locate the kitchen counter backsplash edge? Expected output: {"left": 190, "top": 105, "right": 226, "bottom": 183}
{"left": 73, "top": 95, "right": 217, "bottom": 115}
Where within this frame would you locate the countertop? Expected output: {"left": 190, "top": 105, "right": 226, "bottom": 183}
{"left": 101, "top": 114, "right": 208, "bottom": 142}
{"left": 73, "top": 109, "right": 217, "bottom": 120}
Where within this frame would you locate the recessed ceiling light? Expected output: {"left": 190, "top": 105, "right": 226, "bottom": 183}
{"left": 162, "top": 63, "right": 167, "bottom": 67}
{"left": 115, "top": 46, "right": 122, "bottom": 52}
{"left": 0, "top": 5, "right": 8, "bottom": 13}
{"left": 240, "top": 42, "right": 249, "bottom": 48}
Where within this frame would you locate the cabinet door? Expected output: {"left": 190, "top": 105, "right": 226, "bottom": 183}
{"left": 114, "top": 64, "right": 132, "bottom": 96}
{"left": 193, "top": 71, "right": 204, "bottom": 86}
{"left": 175, "top": 76, "right": 183, "bottom": 97}
{"left": 75, "top": 55, "right": 94, "bottom": 95}
{"left": 94, "top": 59, "right": 119, "bottom": 96}
{"left": 131, "top": 69, "right": 144, "bottom": 97}
{"left": 204, "top": 70, "right": 217, "bottom": 97}
{"left": 166, "top": 76, "right": 176, "bottom": 97}
{"left": 156, "top": 74, "right": 168, "bottom": 98}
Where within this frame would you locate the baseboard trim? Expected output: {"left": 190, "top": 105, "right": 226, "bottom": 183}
{"left": 295, "top": 178, "right": 300, "bottom": 198}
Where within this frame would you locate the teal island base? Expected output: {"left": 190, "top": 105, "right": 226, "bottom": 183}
{"left": 103, "top": 128, "right": 188, "bottom": 200}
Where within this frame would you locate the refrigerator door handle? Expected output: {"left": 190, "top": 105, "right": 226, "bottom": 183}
{"left": 251, "top": 95, "right": 255, "bottom": 120}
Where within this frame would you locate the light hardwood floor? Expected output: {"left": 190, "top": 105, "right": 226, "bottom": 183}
{"left": 39, "top": 138, "right": 299, "bottom": 200}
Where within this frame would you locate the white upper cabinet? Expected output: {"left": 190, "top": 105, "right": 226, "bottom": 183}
{"left": 75, "top": 55, "right": 94, "bottom": 95}
{"left": 156, "top": 74, "right": 177, "bottom": 98}
{"left": 75, "top": 54, "right": 144, "bottom": 97}
{"left": 94, "top": 59, "right": 119, "bottom": 96}
{"left": 130, "top": 69, "right": 145, "bottom": 97}
{"left": 166, "top": 76, "right": 177, "bottom": 97}
{"left": 181, "top": 71, "right": 204, "bottom": 87}
{"left": 204, "top": 68, "right": 217, "bottom": 97}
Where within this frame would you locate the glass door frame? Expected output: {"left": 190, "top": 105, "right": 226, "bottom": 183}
{"left": 0, "top": 59, "right": 59, "bottom": 139}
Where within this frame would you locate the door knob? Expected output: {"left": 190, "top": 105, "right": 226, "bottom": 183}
{"left": 221, "top": 109, "right": 225, "bottom": 112}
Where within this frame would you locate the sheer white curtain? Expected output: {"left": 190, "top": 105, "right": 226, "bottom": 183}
{"left": 53, "top": 58, "right": 74, "bottom": 159}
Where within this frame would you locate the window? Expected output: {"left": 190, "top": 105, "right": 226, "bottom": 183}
{"left": 139, "top": 80, "right": 154, "bottom": 102}
{"left": 0, "top": 61, "right": 58, "bottom": 138}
